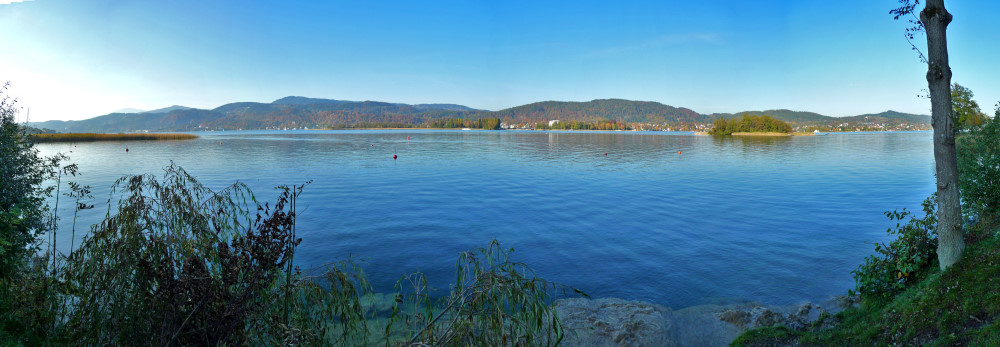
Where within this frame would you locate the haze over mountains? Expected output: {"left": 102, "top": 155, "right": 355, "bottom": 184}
{"left": 30, "top": 97, "right": 931, "bottom": 133}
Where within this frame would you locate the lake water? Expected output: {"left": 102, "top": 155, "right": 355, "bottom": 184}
{"left": 37, "top": 130, "right": 935, "bottom": 309}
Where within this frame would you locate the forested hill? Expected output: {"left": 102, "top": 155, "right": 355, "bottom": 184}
{"left": 708, "top": 109, "right": 930, "bottom": 128}
{"left": 708, "top": 109, "right": 831, "bottom": 123}
{"left": 477, "top": 99, "right": 707, "bottom": 124}
{"left": 844, "top": 110, "right": 932, "bottom": 124}
{"left": 28, "top": 98, "right": 930, "bottom": 133}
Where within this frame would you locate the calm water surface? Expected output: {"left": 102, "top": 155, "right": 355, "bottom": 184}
{"left": 38, "top": 130, "right": 934, "bottom": 308}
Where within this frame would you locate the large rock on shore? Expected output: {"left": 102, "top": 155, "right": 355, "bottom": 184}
{"left": 554, "top": 298, "right": 837, "bottom": 346}
{"left": 554, "top": 298, "right": 742, "bottom": 346}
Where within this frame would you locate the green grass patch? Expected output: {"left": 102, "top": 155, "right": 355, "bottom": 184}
{"left": 730, "top": 326, "right": 801, "bottom": 347}
{"left": 734, "top": 218, "right": 1000, "bottom": 346}
{"left": 29, "top": 132, "right": 197, "bottom": 142}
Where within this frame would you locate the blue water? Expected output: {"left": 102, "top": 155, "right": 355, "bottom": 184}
{"left": 37, "top": 130, "right": 935, "bottom": 308}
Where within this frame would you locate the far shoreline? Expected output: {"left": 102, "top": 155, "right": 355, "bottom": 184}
{"left": 694, "top": 131, "right": 817, "bottom": 136}
{"left": 29, "top": 133, "right": 198, "bottom": 143}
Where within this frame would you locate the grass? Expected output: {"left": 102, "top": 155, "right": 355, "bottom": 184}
{"left": 732, "top": 217, "right": 1000, "bottom": 346}
{"left": 29, "top": 133, "right": 197, "bottom": 142}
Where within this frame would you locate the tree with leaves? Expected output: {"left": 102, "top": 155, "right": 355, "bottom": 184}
{"left": 951, "top": 83, "right": 987, "bottom": 131}
{"left": 0, "top": 82, "right": 62, "bottom": 279}
{"left": 891, "top": 0, "right": 964, "bottom": 269}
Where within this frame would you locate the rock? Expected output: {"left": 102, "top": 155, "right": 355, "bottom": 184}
{"left": 555, "top": 298, "right": 840, "bottom": 346}
{"left": 718, "top": 309, "right": 752, "bottom": 327}
{"left": 833, "top": 295, "right": 857, "bottom": 310}
{"left": 671, "top": 304, "right": 745, "bottom": 346}
{"left": 714, "top": 301, "right": 834, "bottom": 333}
{"left": 556, "top": 298, "right": 746, "bottom": 346}
{"left": 554, "top": 298, "right": 674, "bottom": 346}
{"left": 752, "top": 308, "right": 786, "bottom": 328}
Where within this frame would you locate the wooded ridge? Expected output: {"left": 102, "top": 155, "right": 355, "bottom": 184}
{"left": 29, "top": 97, "right": 931, "bottom": 133}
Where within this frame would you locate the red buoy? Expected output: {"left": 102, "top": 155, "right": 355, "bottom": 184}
{"left": 393, "top": 154, "right": 397, "bottom": 159}
{"left": 604, "top": 152, "right": 608, "bottom": 156}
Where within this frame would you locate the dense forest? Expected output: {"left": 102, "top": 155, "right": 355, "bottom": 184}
{"left": 534, "top": 119, "right": 629, "bottom": 130}
{"left": 479, "top": 99, "right": 704, "bottom": 125}
{"left": 709, "top": 115, "right": 793, "bottom": 135}
{"left": 426, "top": 117, "right": 501, "bottom": 129}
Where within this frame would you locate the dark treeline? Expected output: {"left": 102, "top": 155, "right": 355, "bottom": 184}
{"left": 535, "top": 119, "right": 629, "bottom": 130}
{"left": 709, "top": 115, "right": 792, "bottom": 135}
{"left": 426, "top": 117, "right": 501, "bottom": 130}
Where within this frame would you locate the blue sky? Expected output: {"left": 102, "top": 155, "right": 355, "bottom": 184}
{"left": 1, "top": 0, "right": 998, "bottom": 122}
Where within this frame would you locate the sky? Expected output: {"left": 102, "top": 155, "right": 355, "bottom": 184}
{"left": 1, "top": 0, "right": 998, "bottom": 122}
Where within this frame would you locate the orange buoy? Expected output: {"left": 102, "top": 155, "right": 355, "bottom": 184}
{"left": 677, "top": 150, "right": 682, "bottom": 154}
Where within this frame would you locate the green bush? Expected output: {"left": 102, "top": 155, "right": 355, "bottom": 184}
{"left": 387, "top": 240, "right": 568, "bottom": 346}
{"left": 958, "top": 108, "right": 1000, "bottom": 218}
{"left": 0, "top": 82, "right": 62, "bottom": 280}
{"left": 851, "top": 197, "right": 938, "bottom": 302}
{"left": 63, "top": 164, "right": 304, "bottom": 345}
{"left": 0, "top": 82, "right": 69, "bottom": 344}
{"left": 246, "top": 261, "right": 374, "bottom": 345}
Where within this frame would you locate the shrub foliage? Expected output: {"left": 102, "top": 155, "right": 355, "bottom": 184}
{"left": 851, "top": 197, "right": 938, "bottom": 301}
{"left": 388, "top": 240, "right": 566, "bottom": 346}
{"left": 0, "top": 82, "right": 61, "bottom": 279}
{"left": 957, "top": 108, "right": 1000, "bottom": 218}
{"left": 64, "top": 164, "right": 301, "bottom": 345}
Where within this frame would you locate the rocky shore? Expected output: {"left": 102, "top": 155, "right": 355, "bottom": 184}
{"left": 554, "top": 297, "right": 845, "bottom": 346}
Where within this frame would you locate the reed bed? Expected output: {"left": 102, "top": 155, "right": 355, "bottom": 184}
{"left": 29, "top": 132, "right": 198, "bottom": 142}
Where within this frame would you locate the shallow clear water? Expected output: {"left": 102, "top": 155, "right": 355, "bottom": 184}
{"left": 37, "top": 130, "right": 934, "bottom": 308}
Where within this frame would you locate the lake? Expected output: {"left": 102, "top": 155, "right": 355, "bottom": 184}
{"left": 37, "top": 130, "right": 935, "bottom": 309}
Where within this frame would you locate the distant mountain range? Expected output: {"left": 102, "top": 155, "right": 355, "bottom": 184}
{"left": 144, "top": 105, "right": 195, "bottom": 114}
{"left": 29, "top": 97, "right": 930, "bottom": 133}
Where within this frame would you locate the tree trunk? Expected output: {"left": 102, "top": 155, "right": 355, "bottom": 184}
{"left": 922, "top": 0, "right": 964, "bottom": 269}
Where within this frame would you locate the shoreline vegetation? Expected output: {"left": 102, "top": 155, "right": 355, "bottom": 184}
{"left": 733, "top": 111, "right": 1000, "bottom": 346}
{"left": 708, "top": 115, "right": 794, "bottom": 136}
{"left": 731, "top": 132, "right": 795, "bottom": 136}
{"left": 29, "top": 132, "right": 198, "bottom": 142}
